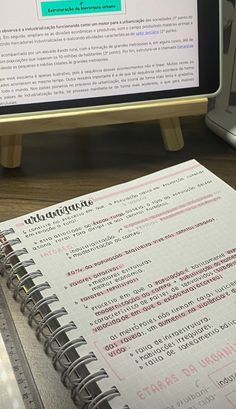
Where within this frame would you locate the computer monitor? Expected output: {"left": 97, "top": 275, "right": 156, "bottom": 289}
{"left": 0, "top": 0, "right": 221, "bottom": 118}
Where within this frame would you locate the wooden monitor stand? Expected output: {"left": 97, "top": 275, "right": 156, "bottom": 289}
{"left": 0, "top": 98, "right": 208, "bottom": 168}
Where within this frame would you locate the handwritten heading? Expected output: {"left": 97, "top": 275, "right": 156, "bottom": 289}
{"left": 24, "top": 199, "right": 94, "bottom": 224}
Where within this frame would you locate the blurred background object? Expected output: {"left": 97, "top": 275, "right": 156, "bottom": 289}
{"left": 206, "top": 0, "right": 236, "bottom": 148}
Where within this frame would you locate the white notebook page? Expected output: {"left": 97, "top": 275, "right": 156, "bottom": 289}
{"left": 1, "top": 160, "right": 236, "bottom": 409}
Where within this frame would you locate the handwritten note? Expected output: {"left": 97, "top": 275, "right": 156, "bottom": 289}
{"left": 1, "top": 160, "right": 236, "bottom": 409}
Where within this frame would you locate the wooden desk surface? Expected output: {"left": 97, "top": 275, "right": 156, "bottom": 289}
{"left": 0, "top": 115, "right": 235, "bottom": 222}
{"left": 0, "top": 115, "right": 235, "bottom": 409}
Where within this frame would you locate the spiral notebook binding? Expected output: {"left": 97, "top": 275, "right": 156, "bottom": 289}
{"left": 52, "top": 337, "right": 87, "bottom": 370}
{"left": 20, "top": 281, "right": 51, "bottom": 313}
{"left": 71, "top": 369, "right": 109, "bottom": 405}
{"left": 1, "top": 237, "right": 21, "bottom": 250}
{"left": 87, "top": 387, "right": 121, "bottom": 409}
{"left": 6, "top": 259, "right": 36, "bottom": 289}
{"left": 28, "top": 294, "right": 59, "bottom": 327}
{"left": 0, "top": 248, "right": 28, "bottom": 276}
{"left": 0, "top": 228, "right": 125, "bottom": 409}
{"left": 0, "top": 228, "right": 15, "bottom": 236}
{"left": 0, "top": 228, "right": 15, "bottom": 261}
{"left": 12, "top": 270, "right": 43, "bottom": 301}
{"left": 61, "top": 352, "right": 97, "bottom": 388}
{"left": 36, "top": 307, "right": 68, "bottom": 341}
{"left": 44, "top": 321, "right": 77, "bottom": 356}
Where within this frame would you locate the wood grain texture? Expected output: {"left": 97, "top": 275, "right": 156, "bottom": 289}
{"left": 0, "top": 98, "right": 208, "bottom": 135}
{"left": 160, "top": 117, "right": 184, "bottom": 151}
{"left": 0, "top": 115, "right": 235, "bottom": 222}
{"left": 0, "top": 98, "right": 208, "bottom": 167}
{"left": 0, "top": 134, "right": 22, "bottom": 168}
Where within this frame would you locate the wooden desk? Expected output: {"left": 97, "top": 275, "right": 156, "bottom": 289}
{"left": 0, "top": 115, "right": 235, "bottom": 409}
{"left": 0, "top": 115, "right": 235, "bottom": 222}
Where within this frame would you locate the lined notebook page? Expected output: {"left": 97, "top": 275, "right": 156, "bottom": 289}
{"left": 1, "top": 160, "right": 236, "bottom": 409}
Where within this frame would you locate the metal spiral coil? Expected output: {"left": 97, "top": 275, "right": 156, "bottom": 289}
{"left": 44, "top": 321, "right": 77, "bottom": 356}
{"left": 1, "top": 237, "right": 21, "bottom": 250}
{"left": 0, "top": 229, "right": 125, "bottom": 409}
{"left": 52, "top": 337, "right": 87, "bottom": 370}
{"left": 36, "top": 307, "right": 68, "bottom": 341}
{"left": 87, "top": 387, "right": 120, "bottom": 409}
{"left": 0, "top": 228, "right": 15, "bottom": 236}
{"left": 0, "top": 228, "right": 15, "bottom": 258}
{"left": 61, "top": 352, "right": 97, "bottom": 389}
{"left": 71, "top": 369, "right": 108, "bottom": 406}
{"left": 27, "top": 294, "right": 59, "bottom": 327}
{"left": 6, "top": 259, "right": 36, "bottom": 288}
{"left": 12, "top": 270, "right": 43, "bottom": 301}
{"left": 20, "top": 281, "right": 51, "bottom": 313}
{"left": 0, "top": 248, "right": 28, "bottom": 276}
{"left": 0, "top": 229, "right": 14, "bottom": 262}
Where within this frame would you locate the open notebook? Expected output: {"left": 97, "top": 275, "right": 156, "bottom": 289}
{"left": 0, "top": 160, "right": 236, "bottom": 409}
